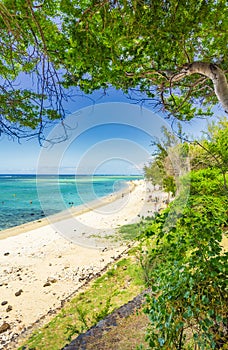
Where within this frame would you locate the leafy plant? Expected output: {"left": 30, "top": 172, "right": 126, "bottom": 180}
{"left": 93, "top": 295, "right": 112, "bottom": 323}
{"left": 141, "top": 129, "right": 228, "bottom": 349}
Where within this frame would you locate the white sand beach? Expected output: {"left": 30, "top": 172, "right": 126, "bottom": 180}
{"left": 0, "top": 180, "right": 167, "bottom": 349}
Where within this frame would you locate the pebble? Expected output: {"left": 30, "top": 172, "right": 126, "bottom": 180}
{"left": 0, "top": 322, "right": 10, "bottom": 334}
{"left": 1, "top": 301, "right": 8, "bottom": 306}
{"left": 48, "top": 278, "right": 57, "bottom": 284}
{"left": 15, "top": 289, "right": 23, "bottom": 297}
{"left": 6, "top": 305, "right": 12, "bottom": 312}
{"left": 43, "top": 282, "right": 51, "bottom": 287}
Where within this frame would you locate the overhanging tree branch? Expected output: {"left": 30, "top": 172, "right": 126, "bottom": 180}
{"left": 171, "top": 62, "right": 228, "bottom": 113}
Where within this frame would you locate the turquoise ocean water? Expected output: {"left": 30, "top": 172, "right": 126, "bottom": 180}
{"left": 0, "top": 175, "right": 142, "bottom": 231}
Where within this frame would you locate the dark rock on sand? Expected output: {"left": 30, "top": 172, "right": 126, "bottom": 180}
{"left": 15, "top": 289, "right": 23, "bottom": 297}
{"left": 6, "top": 305, "right": 12, "bottom": 312}
{"left": 0, "top": 322, "right": 10, "bottom": 334}
{"left": 43, "top": 282, "right": 51, "bottom": 287}
{"left": 48, "top": 278, "right": 57, "bottom": 284}
{"left": 1, "top": 301, "right": 8, "bottom": 306}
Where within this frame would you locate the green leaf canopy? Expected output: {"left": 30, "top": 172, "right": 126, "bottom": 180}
{"left": 0, "top": 0, "right": 228, "bottom": 138}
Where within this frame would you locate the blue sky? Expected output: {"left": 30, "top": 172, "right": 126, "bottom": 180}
{"left": 0, "top": 87, "right": 221, "bottom": 175}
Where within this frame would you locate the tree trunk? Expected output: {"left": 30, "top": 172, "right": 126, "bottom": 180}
{"left": 172, "top": 62, "right": 228, "bottom": 113}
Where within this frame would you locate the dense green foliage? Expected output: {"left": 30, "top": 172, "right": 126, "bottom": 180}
{"left": 189, "top": 118, "right": 228, "bottom": 190}
{"left": 0, "top": 0, "right": 65, "bottom": 139}
{"left": 141, "top": 121, "right": 228, "bottom": 349}
{"left": 145, "top": 119, "right": 228, "bottom": 196}
{"left": 144, "top": 125, "right": 189, "bottom": 199}
{"left": 61, "top": 0, "right": 228, "bottom": 116}
{"left": 0, "top": 1, "right": 228, "bottom": 138}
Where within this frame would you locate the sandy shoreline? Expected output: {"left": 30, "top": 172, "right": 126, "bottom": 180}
{"left": 0, "top": 180, "right": 167, "bottom": 349}
{"left": 0, "top": 180, "right": 136, "bottom": 241}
